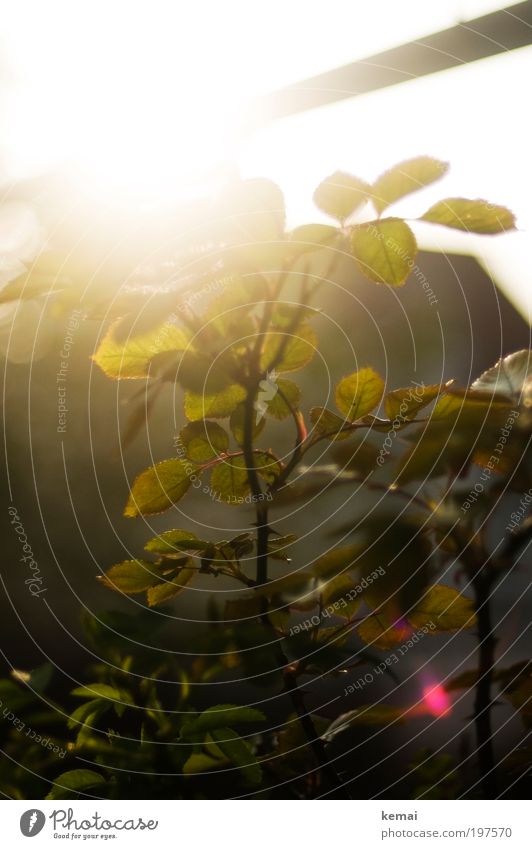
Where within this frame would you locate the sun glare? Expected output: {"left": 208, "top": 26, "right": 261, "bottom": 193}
{"left": 1, "top": 0, "right": 523, "bottom": 205}
{"left": 2, "top": 5, "right": 246, "bottom": 202}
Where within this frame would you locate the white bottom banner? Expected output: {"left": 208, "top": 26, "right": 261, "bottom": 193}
{"left": 1, "top": 800, "right": 529, "bottom": 848}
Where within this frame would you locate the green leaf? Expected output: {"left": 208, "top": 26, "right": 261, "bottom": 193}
{"left": 98, "top": 560, "right": 163, "bottom": 593}
{"left": 421, "top": 198, "right": 516, "bottom": 233}
{"left": 312, "top": 545, "right": 362, "bottom": 579}
{"left": 331, "top": 435, "right": 383, "bottom": 477}
{"left": 210, "top": 455, "right": 250, "bottom": 503}
{"left": 308, "top": 576, "right": 362, "bottom": 620}
{"left": 371, "top": 157, "right": 449, "bottom": 214}
{"left": 351, "top": 218, "right": 418, "bottom": 286}
{"left": 289, "top": 223, "right": 340, "bottom": 252}
{"left": 254, "top": 452, "right": 282, "bottom": 484}
{"left": 224, "top": 595, "right": 262, "bottom": 621}
{"left": 430, "top": 389, "right": 508, "bottom": 422}
{"left": 210, "top": 453, "right": 280, "bottom": 504}
{"left": 180, "top": 704, "right": 265, "bottom": 740}
{"left": 496, "top": 662, "right": 532, "bottom": 727}
{"left": 255, "top": 572, "right": 315, "bottom": 606}
{"left": 322, "top": 705, "right": 406, "bottom": 742}
{"left": 264, "top": 378, "right": 301, "bottom": 419}
{"left": 335, "top": 367, "right": 385, "bottom": 421}
{"left": 260, "top": 324, "right": 317, "bottom": 373}
{"left": 179, "top": 420, "right": 229, "bottom": 462}
{"left": 395, "top": 389, "right": 515, "bottom": 483}
{"left": 209, "top": 727, "right": 262, "bottom": 785}
{"left": 124, "top": 459, "right": 197, "bottom": 517}
{"left": 183, "top": 752, "right": 227, "bottom": 775}
{"left": 47, "top": 769, "right": 105, "bottom": 800}
{"left": 218, "top": 532, "right": 255, "bottom": 561}
{"left": 471, "top": 350, "right": 532, "bottom": 402}
{"left": 147, "top": 567, "right": 196, "bottom": 607}
{"left": 71, "top": 683, "right": 134, "bottom": 703}
{"left": 354, "top": 519, "right": 431, "bottom": 620}
{"left": 310, "top": 406, "right": 353, "bottom": 440}
{"left": 384, "top": 383, "right": 446, "bottom": 420}
{"left": 358, "top": 614, "right": 412, "bottom": 650}
{"left": 270, "top": 303, "right": 320, "bottom": 329}
{"left": 319, "top": 573, "right": 356, "bottom": 606}
{"left": 444, "top": 670, "right": 479, "bottom": 691}
{"left": 184, "top": 384, "right": 246, "bottom": 421}
{"left": 313, "top": 171, "right": 370, "bottom": 221}
{"left": 67, "top": 699, "right": 107, "bottom": 730}
{"left": 176, "top": 350, "right": 237, "bottom": 394}
{"left": 145, "top": 529, "right": 211, "bottom": 556}
{"left": 92, "top": 318, "right": 189, "bottom": 379}
{"left": 267, "top": 534, "right": 298, "bottom": 561}
{"left": 204, "top": 278, "right": 260, "bottom": 336}
{"left": 229, "top": 402, "right": 266, "bottom": 445}
{"left": 409, "top": 585, "right": 477, "bottom": 632}
{"left": 0, "top": 680, "right": 36, "bottom": 713}
{"left": 0, "top": 253, "right": 71, "bottom": 305}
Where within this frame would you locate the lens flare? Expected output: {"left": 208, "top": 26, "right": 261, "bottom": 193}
{"left": 422, "top": 683, "right": 451, "bottom": 717}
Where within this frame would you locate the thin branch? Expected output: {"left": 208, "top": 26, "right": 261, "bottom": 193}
{"left": 240, "top": 274, "right": 350, "bottom": 798}
{"left": 459, "top": 536, "right": 498, "bottom": 798}
{"left": 472, "top": 569, "right": 498, "bottom": 798}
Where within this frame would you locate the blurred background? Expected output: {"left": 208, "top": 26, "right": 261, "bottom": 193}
{"left": 1, "top": 0, "right": 531, "bottom": 797}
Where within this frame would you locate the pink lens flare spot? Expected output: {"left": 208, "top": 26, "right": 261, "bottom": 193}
{"left": 392, "top": 617, "right": 413, "bottom": 640}
{"left": 422, "top": 683, "right": 451, "bottom": 717}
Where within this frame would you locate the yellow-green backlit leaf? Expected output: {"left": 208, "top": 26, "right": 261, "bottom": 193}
{"left": 408, "top": 585, "right": 476, "bottom": 632}
{"left": 209, "top": 727, "right": 262, "bottom": 785}
{"left": 183, "top": 752, "right": 226, "bottom": 775}
{"left": 310, "top": 407, "right": 353, "bottom": 440}
{"left": 335, "top": 368, "right": 385, "bottom": 421}
{"left": 179, "top": 420, "right": 229, "bottom": 462}
{"left": 371, "top": 157, "right": 449, "bottom": 214}
{"left": 144, "top": 529, "right": 211, "bottom": 556}
{"left": 180, "top": 704, "right": 265, "bottom": 738}
{"left": 322, "top": 706, "right": 406, "bottom": 741}
{"left": 384, "top": 383, "right": 445, "bottom": 420}
{"left": 147, "top": 567, "right": 196, "bottom": 607}
{"left": 265, "top": 378, "right": 301, "bottom": 419}
{"left": 357, "top": 614, "right": 411, "bottom": 650}
{"left": 125, "top": 459, "right": 196, "bottom": 517}
{"left": 312, "top": 545, "right": 362, "bottom": 579}
{"left": 210, "top": 453, "right": 280, "bottom": 504}
{"left": 260, "top": 324, "right": 317, "bottom": 373}
{"left": 93, "top": 319, "right": 189, "bottom": 379}
{"left": 210, "top": 456, "right": 250, "bottom": 503}
{"left": 46, "top": 769, "right": 105, "bottom": 800}
{"left": 177, "top": 350, "right": 236, "bottom": 394}
{"left": 351, "top": 218, "right": 418, "bottom": 286}
{"left": 421, "top": 198, "right": 516, "bottom": 233}
{"left": 184, "top": 385, "right": 246, "bottom": 421}
{"left": 313, "top": 171, "right": 370, "bottom": 221}
{"left": 267, "top": 534, "right": 298, "bottom": 561}
{"left": 99, "top": 560, "right": 162, "bottom": 594}
{"left": 289, "top": 223, "right": 340, "bottom": 252}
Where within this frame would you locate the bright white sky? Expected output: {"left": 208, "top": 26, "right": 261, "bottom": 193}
{"left": 0, "top": 0, "right": 530, "bottom": 317}
{"left": 0, "top": 0, "right": 523, "bottom": 185}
